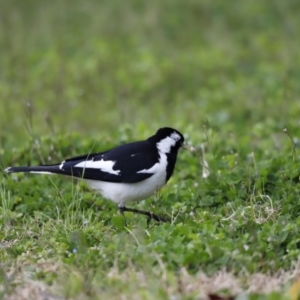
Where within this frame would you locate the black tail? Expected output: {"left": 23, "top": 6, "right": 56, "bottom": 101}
{"left": 5, "top": 158, "right": 106, "bottom": 180}
{"left": 5, "top": 165, "right": 65, "bottom": 175}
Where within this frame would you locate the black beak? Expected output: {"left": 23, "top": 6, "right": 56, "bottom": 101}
{"left": 182, "top": 142, "right": 196, "bottom": 152}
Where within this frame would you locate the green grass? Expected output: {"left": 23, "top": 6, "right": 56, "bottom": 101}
{"left": 1, "top": 0, "right": 300, "bottom": 299}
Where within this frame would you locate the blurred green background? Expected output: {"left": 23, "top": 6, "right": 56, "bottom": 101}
{"left": 1, "top": 0, "right": 300, "bottom": 143}
{"left": 2, "top": 2, "right": 300, "bottom": 297}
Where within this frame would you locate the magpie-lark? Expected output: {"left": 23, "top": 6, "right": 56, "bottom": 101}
{"left": 5, "top": 127, "right": 189, "bottom": 223}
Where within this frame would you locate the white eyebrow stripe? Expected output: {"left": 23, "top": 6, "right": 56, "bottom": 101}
{"left": 156, "top": 136, "right": 176, "bottom": 153}
{"left": 170, "top": 132, "right": 181, "bottom": 141}
{"left": 156, "top": 131, "right": 182, "bottom": 153}
{"left": 74, "top": 159, "right": 121, "bottom": 175}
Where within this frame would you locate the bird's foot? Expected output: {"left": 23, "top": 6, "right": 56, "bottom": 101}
{"left": 147, "top": 212, "right": 169, "bottom": 224}
{"left": 119, "top": 206, "right": 168, "bottom": 226}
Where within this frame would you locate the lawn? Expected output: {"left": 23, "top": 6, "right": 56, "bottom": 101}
{"left": 1, "top": 0, "right": 300, "bottom": 299}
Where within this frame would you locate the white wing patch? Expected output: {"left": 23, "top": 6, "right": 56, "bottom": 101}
{"left": 137, "top": 162, "right": 159, "bottom": 174}
{"left": 86, "top": 152, "right": 168, "bottom": 205}
{"left": 137, "top": 152, "right": 167, "bottom": 175}
{"left": 59, "top": 161, "right": 65, "bottom": 170}
{"left": 74, "top": 159, "right": 121, "bottom": 175}
{"left": 30, "top": 171, "right": 54, "bottom": 174}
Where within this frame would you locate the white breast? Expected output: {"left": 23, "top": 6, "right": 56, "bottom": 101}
{"left": 85, "top": 152, "right": 168, "bottom": 206}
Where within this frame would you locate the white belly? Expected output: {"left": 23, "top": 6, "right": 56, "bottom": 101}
{"left": 85, "top": 152, "right": 168, "bottom": 207}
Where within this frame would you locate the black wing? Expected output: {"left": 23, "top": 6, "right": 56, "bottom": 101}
{"left": 64, "top": 141, "right": 159, "bottom": 183}
{"left": 6, "top": 141, "right": 160, "bottom": 183}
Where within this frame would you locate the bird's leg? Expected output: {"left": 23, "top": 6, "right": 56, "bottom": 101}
{"left": 118, "top": 206, "right": 128, "bottom": 226}
{"left": 119, "top": 206, "right": 125, "bottom": 216}
{"left": 120, "top": 206, "right": 167, "bottom": 224}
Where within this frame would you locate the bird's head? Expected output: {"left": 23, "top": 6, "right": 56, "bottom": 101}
{"left": 150, "top": 127, "right": 185, "bottom": 154}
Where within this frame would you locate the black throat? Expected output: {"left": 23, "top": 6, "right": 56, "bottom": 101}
{"left": 165, "top": 151, "right": 178, "bottom": 183}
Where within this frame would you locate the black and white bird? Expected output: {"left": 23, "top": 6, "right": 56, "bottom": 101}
{"left": 5, "top": 127, "right": 189, "bottom": 222}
